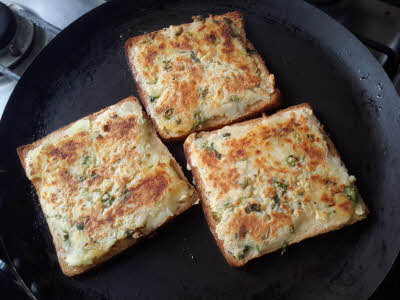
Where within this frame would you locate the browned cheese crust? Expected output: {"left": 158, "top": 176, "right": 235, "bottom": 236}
{"left": 17, "top": 96, "right": 198, "bottom": 276}
{"left": 125, "top": 11, "right": 281, "bottom": 142}
{"left": 184, "top": 103, "right": 368, "bottom": 267}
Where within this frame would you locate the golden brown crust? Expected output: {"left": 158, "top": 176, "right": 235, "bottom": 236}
{"left": 184, "top": 135, "right": 237, "bottom": 266}
{"left": 125, "top": 11, "right": 281, "bottom": 142}
{"left": 184, "top": 103, "right": 368, "bottom": 267}
{"left": 17, "top": 96, "right": 199, "bottom": 276}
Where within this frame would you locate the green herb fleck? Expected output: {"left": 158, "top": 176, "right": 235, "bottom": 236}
{"left": 234, "top": 233, "right": 238, "bottom": 240}
{"left": 272, "top": 178, "right": 288, "bottom": 193}
{"left": 202, "top": 142, "right": 222, "bottom": 160}
{"left": 176, "top": 118, "right": 182, "bottom": 125}
{"left": 63, "top": 231, "right": 69, "bottom": 241}
{"left": 287, "top": 155, "right": 297, "bottom": 167}
{"left": 192, "top": 111, "right": 205, "bottom": 129}
{"left": 163, "top": 108, "right": 174, "bottom": 120}
{"left": 241, "top": 178, "right": 251, "bottom": 189}
{"left": 76, "top": 222, "right": 84, "bottom": 231}
{"left": 271, "top": 194, "right": 280, "bottom": 209}
{"left": 344, "top": 186, "right": 357, "bottom": 203}
{"left": 149, "top": 95, "right": 159, "bottom": 102}
{"left": 102, "top": 192, "right": 115, "bottom": 207}
{"left": 281, "top": 241, "right": 289, "bottom": 255}
{"left": 255, "top": 245, "right": 262, "bottom": 253}
{"left": 306, "top": 134, "right": 314, "bottom": 141}
{"left": 194, "top": 15, "right": 205, "bottom": 22}
{"left": 147, "top": 78, "right": 158, "bottom": 84}
{"left": 245, "top": 203, "right": 261, "bottom": 214}
{"left": 190, "top": 51, "right": 201, "bottom": 63}
{"left": 81, "top": 155, "right": 91, "bottom": 166}
{"left": 297, "top": 192, "right": 304, "bottom": 197}
{"left": 238, "top": 245, "right": 251, "bottom": 259}
{"left": 125, "top": 229, "right": 135, "bottom": 239}
{"left": 246, "top": 48, "right": 257, "bottom": 55}
{"left": 163, "top": 60, "right": 172, "bottom": 70}
{"left": 289, "top": 225, "right": 295, "bottom": 233}
{"left": 224, "top": 202, "right": 233, "bottom": 210}
{"left": 175, "top": 27, "right": 183, "bottom": 37}
{"left": 212, "top": 211, "right": 221, "bottom": 223}
{"left": 231, "top": 94, "right": 240, "bottom": 102}
{"left": 222, "top": 132, "right": 231, "bottom": 138}
{"left": 197, "top": 87, "right": 208, "bottom": 99}
{"left": 148, "top": 165, "right": 153, "bottom": 169}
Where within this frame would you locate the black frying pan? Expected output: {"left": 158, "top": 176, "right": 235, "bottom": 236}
{"left": 1, "top": 0, "right": 400, "bottom": 299}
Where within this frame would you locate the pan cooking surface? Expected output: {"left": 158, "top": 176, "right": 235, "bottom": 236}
{"left": 0, "top": 0, "right": 399, "bottom": 299}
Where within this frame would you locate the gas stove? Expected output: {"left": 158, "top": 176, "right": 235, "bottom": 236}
{"left": 0, "top": 0, "right": 105, "bottom": 119}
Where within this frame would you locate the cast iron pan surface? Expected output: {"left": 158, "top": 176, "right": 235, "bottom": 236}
{"left": 1, "top": 0, "right": 399, "bottom": 299}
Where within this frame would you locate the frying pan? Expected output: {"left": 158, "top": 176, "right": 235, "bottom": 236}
{"left": 1, "top": 0, "right": 399, "bottom": 299}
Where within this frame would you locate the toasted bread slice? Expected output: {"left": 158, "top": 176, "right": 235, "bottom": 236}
{"left": 17, "top": 96, "right": 198, "bottom": 276}
{"left": 125, "top": 11, "right": 280, "bottom": 142}
{"left": 184, "top": 103, "right": 368, "bottom": 267}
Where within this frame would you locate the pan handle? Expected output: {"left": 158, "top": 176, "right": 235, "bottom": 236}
{"left": 0, "top": 236, "right": 38, "bottom": 300}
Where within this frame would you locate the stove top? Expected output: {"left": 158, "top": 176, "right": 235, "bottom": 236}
{"left": 0, "top": 0, "right": 105, "bottom": 119}
{"left": 0, "top": 0, "right": 399, "bottom": 299}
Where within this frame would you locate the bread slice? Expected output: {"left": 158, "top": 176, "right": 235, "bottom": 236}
{"left": 184, "top": 103, "right": 368, "bottom": 267}
{"left": 125, "top": 11, "right": 280, "bottom": 142}
{"left": 17, "top": 96, "right": 198, "bottom": 276}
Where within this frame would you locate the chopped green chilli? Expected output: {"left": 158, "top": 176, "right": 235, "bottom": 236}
{"left": 231, "top": 95, "right": 240, "bottom": 102}
{"left": 81, "top": 155, "right": 91, "bottom": 166}
{"left": 163, "top": 60, "right": 172, "bottom": 70}
{"left": 102, "top": 192, "right": 115, "bottom": 207}
{"left": 238, "top": 245, "right": 251, "bottom": 259}
{"left": 190, "top": 51, "right": 201, "bottom": 63}
{"left": 212, "top": 211, "right": 221, "bottom": 223}
{"left": 197, "top": 87, "right": 209, "bottom": 99}
{"left": 281, "top": 241, "right": 289, "bottom": 255}
{"left": 76, "top": 222, "right": 84, "bottom": 231}
{"left": 192, "top": 111, "right": 205, "bottom": 129}
{"left": 163, "top": 108, "right": 174, "bottom": 120}
{"left": 147, "top": 78, "right": 158, "bottom": 84}
{"left": 245, "top": 203, "right": 261, "bottom": 214}
{"left": 149, "top": 95, "right": 159, "bottom": 102}
{"left": 344, "top": 186, "right": 357, "bottom": 202}
{"left": 287, "top": 155, "right": 297, "bottom": 167}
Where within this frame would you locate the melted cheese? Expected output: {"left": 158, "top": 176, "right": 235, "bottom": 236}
{"left": 23, "top": 98, "right": 195, "bottom": 267}
{"left": 186, "top": 105, "right": 367, "bottom": 264}
{"left": 126, "top": 11, "right": 277, "bottom": 137}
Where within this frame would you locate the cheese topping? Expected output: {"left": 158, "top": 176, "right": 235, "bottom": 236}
{"left": 127, "top": 11, "right": 276, "bottom": 137}
{"left": 186, "top": 105, "right": 366, "bottom": 263}
{"left": 24, "top": 99, "right": 194, "bottom": 266}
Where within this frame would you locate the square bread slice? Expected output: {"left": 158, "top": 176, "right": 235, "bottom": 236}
{"left": 184, "top": 103, "right": 368, "bottom": 267}
{"left": 17, "top": 96, "right": 198, "bottom": 276}
{"left": 125, "top": 11, "right": 280, "bottom": 142}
